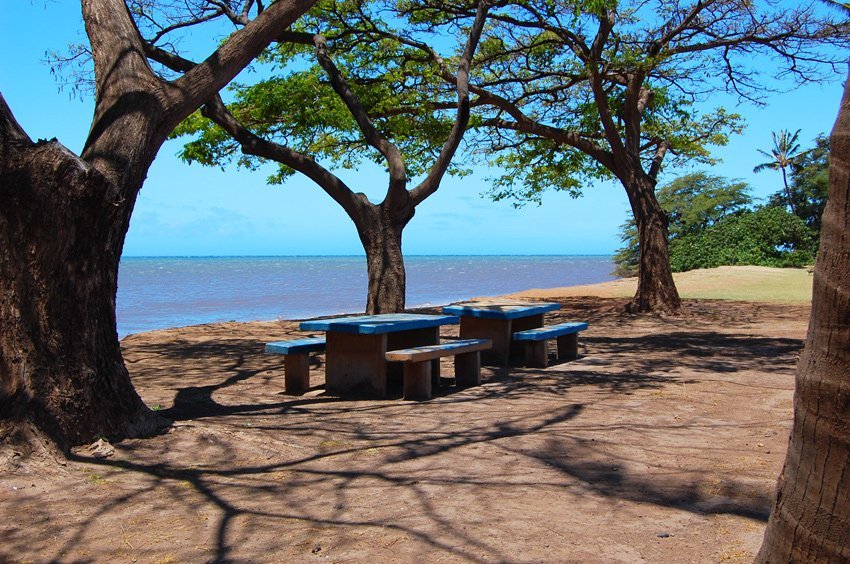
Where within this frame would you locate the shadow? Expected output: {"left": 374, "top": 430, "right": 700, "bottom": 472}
{"left": 3, "top": 298, "right": 805, "bottom": 561}
{"left": 525, "top": 435, "right": 773, "bottom": 522}
{"left": 584, "top": 331, "right": 802, "bottom": 377}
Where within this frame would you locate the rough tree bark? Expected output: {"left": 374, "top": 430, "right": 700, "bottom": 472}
{"left": 0, "top": 0, "right": 314, "bottom": 452}
{"left": 624, "top": 174, "right": 682, "bottom": 314}
{"left": 355, "top": 203, "right": 413, "bottom": 314}
{"left": 0, "top": 96, "right": 159, "bottom": 449}
{"left": 756, "top": 73, "right": 850, "bottom": 560}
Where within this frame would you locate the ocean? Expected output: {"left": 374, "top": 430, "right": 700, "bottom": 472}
{"left": 116, "top": 255, "right": 616, "bottom": 337}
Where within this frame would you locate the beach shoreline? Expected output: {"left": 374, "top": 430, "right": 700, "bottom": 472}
{"left": 119, "top": 265, "right": 812, "bottom": 339}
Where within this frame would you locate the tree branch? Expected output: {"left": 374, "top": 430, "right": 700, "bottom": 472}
{"left": 143, "top": 42, "right": 366, "bottom": 219}
{"left": 167, "top": 0, "right": 317, "bottom": 122}
{"left": 201, "top": 95, "right": 366, "bottom": 217}
{"left": 312, "top": 34, "right": 408, "bottom": 199}
{"left": 410, "top": 0, "right": 491, "bottom": 205}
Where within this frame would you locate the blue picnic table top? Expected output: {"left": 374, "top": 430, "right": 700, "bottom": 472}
{"left": 300, "top": 313, "right": 459, "bottom": 335}
{"left": 442, "top": 301, "right": 560, "bottom": 320}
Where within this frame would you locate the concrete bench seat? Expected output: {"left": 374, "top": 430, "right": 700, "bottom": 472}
{"left": 264, "top": 337, "right": 327, "bottom": 394}
{"left": 512, "top": 322, "right": 588, "bottom": 367}
{"left": 385, "top": 339, "right": 492, "bottom": 400}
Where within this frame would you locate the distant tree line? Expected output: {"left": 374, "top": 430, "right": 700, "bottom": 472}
{"left": 613, "top": 133, "right": 829, "bottom": 276}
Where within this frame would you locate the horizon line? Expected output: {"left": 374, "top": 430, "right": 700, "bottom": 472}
{"left": 121, "top": 253, "right": 616, "bottom": 259}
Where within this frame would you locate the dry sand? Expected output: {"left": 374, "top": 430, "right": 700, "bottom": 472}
{"left": 0, "top": 267, "right": 812, "bottom": 562}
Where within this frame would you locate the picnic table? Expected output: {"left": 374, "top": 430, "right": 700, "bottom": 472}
{"left": 299, "top": 313, "right": 458, "bottom": 396}
{"left": 442, "top": 300, "right": 560, "bottom": 365}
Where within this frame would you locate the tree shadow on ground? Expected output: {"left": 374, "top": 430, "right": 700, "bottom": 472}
{"left": 14, "top": 299, "right": 797, "bottom": 561}
{"left": 33, "top": 402, "right": 584, "bottom": 562}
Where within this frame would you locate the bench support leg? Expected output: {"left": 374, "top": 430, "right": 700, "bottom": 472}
{"left": 524, "top": 341, "right": 548, "bottom": 368}
{"left": 557, "top": 333, "right": 579, "bottom": 360}
{"left": 284, "top": 354, "right": 311, "bottom": 394}
{"left": 403, "top": 361, "right": 432, "bottom": 400}
{"left": 455, "top": 351, "right": 481, "bottom": 388}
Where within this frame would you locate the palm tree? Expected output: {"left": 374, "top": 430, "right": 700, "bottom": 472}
{"left": 757, "top": 4, "right": 849, "bottom": 558}
{"left": 753, "top": 129, "right": 803, "bottom": 215}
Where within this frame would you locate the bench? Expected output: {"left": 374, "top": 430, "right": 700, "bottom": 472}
{"left": 264, "top": 337, "right": 327, "bottom": 394}
{"left": 512, "top": 322, "right": 588, "bottom": 368}
{"left": 385, "top": 339, "right": 492, "bottom": 400}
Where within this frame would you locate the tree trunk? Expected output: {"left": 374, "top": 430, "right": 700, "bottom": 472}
{"left": 0, "top": 135, "right": 166, "bottom": 452}
{"left": 782, "top": 166, "right": 798, "bottom": 216}
{"left": 756, "top": 73, "right": 850, "bottom": 562}
{"left": 1, "top": 0, "right": 315, "bottom": 455}
{"left": 355, "top": 204, "right": 410, "bottom": 314}
{"left": 625, "top": 175, "right": 683, "bottom": 314}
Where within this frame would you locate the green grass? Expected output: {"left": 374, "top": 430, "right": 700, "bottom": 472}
{"left": 672, "top": 266, "right": 813, "bottom": 303}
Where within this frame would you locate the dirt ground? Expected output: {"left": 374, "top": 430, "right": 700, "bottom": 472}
{"left": 1, "top": 297, "right": 809, "bottom": 563}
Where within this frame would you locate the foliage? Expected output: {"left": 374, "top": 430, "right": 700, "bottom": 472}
{"left": 614, "top": 173, "right": 751, "bottom": 275}
{"left": 654, "top": 173, "right": 751, "bottom": 238}
{"left": 753, "top": 128, "right": 805, "bottom": 215}
{"left": 669, "top": 207, "right": 817, "bottom": 272}
{"left": 172, "top": 0, "right": 468, "bottom": 185}
{"left": 615, "top": 172, "right": 817, "bottom": 275}
{"left": 766, "top": 134, "right": 830, "bottom": 233}
{"left": 753, "top": 129, "right": 803, "bottom": 176}
{"left": 458, "top": 0, "right": 849, "bottom": 207}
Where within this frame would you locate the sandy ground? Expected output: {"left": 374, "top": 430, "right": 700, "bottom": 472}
{"left": 1, "top": 276, "right": 811, "bottom": 562}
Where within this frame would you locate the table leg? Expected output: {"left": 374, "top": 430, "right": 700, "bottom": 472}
{"left": 557, "top": 333, "right": 579, "bottom": 360}
{"left": 524, "top": 341, "right": 548, "bottom": 368}
{"left": 455, "top": 351, "right": 481, "bottom": 387}
{"left": 459, "top": 316, "right": 512, "bottom": 366}
{"left": 510, "top": 313, "right": 545, "bottom": 363}
{"left": 402, "top": 361, "right": 431, "bottom": 400}
{"left": 325, "top": 332, "right": 388, "bottom": 396}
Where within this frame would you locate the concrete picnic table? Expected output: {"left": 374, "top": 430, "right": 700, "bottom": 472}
{"left": 299, "top": 313, "right": 458, "bottom": 396}
{"left": 442, "top": 300, "right": 561, "bottom": 365}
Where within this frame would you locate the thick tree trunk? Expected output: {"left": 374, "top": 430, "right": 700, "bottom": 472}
{"left": 1, "top": 0, "right": 315, "bottom": 455}
{"left": 625, "top": 175, "right": 683, "bottom": 314}
{"left": 756, "top": 74, "right": 850, "bottom": 561}
{"left": 0, "top": 134, "right": 166, "bottom": 452}
{"left": 355, "top": 205, "right": 410, "bottom": 314}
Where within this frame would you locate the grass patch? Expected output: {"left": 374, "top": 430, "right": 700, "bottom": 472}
{"left": 673, "top": 266, "right": 812, "bottom": 303}
{"left": 511, "top": 265, "right": 813, "bottom": 303}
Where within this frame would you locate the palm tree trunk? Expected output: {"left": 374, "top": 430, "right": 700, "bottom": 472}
{"left": 756, "top": 72, "right": 850, "bottom": 561}
{"left": 781, "top": 166, "right": 798, "bottom": 215}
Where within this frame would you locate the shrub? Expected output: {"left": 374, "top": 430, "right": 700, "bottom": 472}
{"left": 669, "top": 207, "right": 816, "bottom": 272}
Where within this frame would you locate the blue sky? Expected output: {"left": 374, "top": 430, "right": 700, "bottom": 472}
{"left": 1, "top": 2, "right": 846, "bottom": 257}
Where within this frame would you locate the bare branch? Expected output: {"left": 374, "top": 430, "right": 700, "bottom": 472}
{"left": 411, "top": 0, "right": 491, "bottom": 204}
{"left": 312, "top": 34, "right": 408, "bottom": 196}
{"left": 167, "top": 0, "right": 317, "bottom": 121}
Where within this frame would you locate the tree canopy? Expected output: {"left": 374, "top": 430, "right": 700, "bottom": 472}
{"left": 173, "top": 0, "right": 476, "bottom": 184}
{"left": 165, "top": 0, "right": 490, "bottom": 313}
{"left": 767, "top": 133, "right": 830, "bottom": 233}
{"left": 436, "top": 0, "right": 848, "bottom": 313}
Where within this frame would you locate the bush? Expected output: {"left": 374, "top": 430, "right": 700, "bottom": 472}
{"left": 669, "top": 207, "right": 816, "bottom": 272}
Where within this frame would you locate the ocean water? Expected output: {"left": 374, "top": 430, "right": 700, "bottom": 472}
{"left": 116, "top": 255, "right": 616, "bottom": 337}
